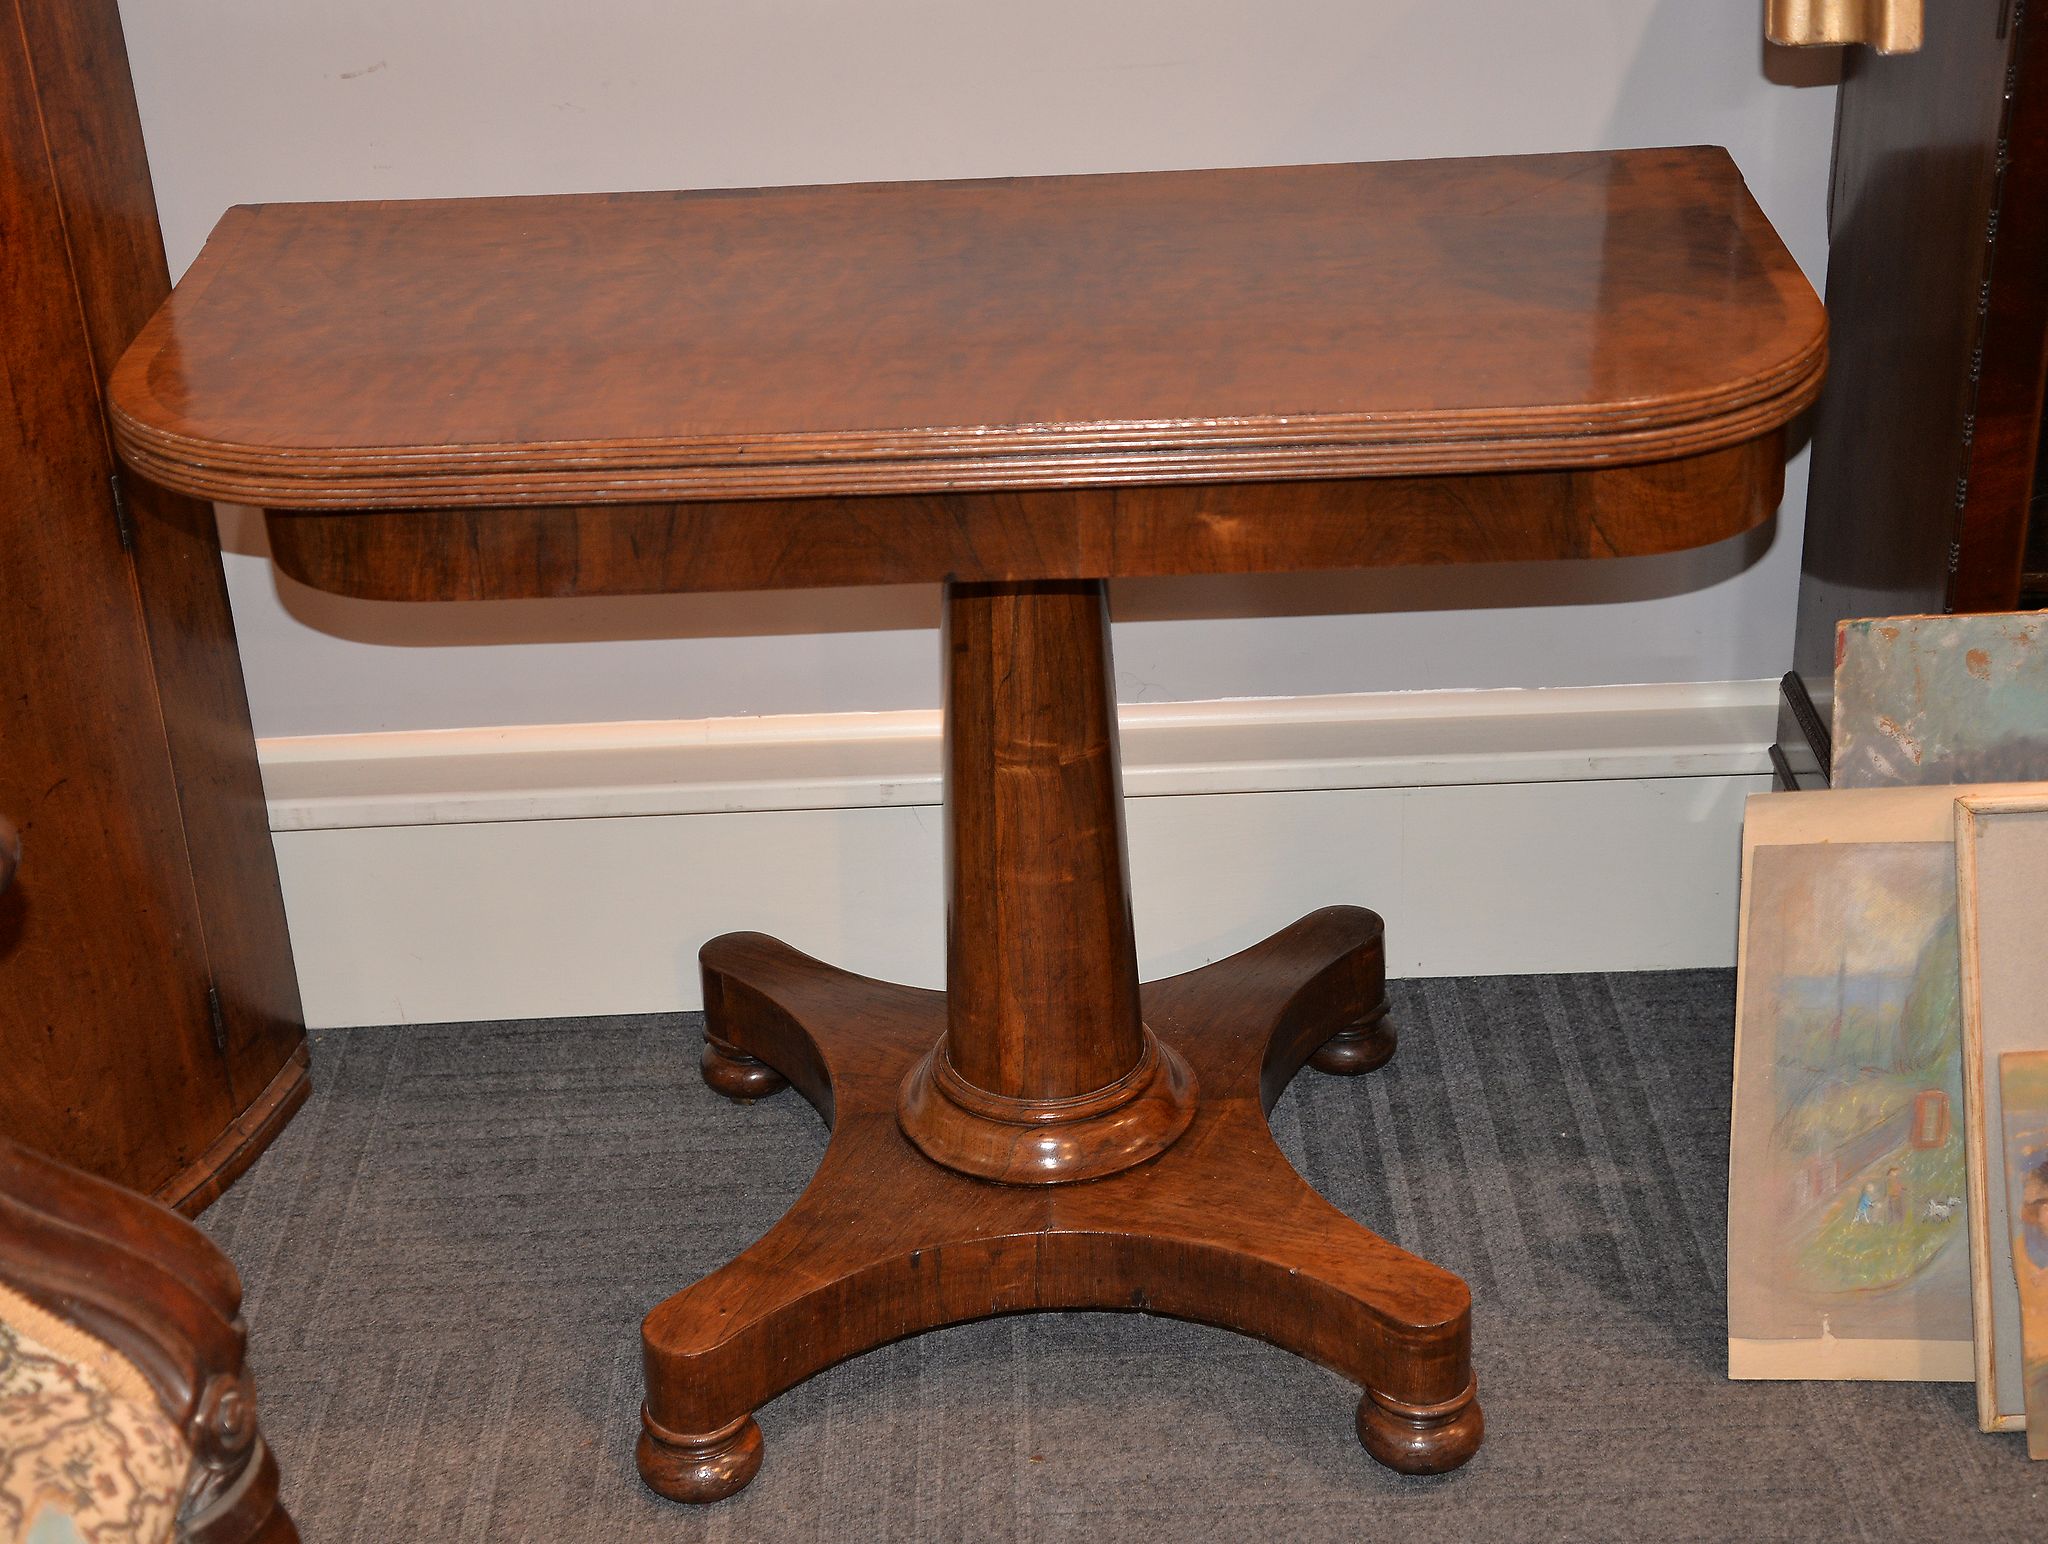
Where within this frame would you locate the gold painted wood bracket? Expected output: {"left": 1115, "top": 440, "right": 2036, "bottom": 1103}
{"left": 1767, "top": 0, "right": 1924, "bottom": 54}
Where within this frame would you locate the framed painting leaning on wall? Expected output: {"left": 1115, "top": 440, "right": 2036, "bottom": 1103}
{"left": 1727, "top": 786, "right": 2045, "bottom": 1380}
{"left": 1957, "top": 791, "right": 2048, "bottom": 1433}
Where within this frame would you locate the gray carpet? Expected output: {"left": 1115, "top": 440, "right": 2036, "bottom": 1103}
{"left": 198, "top": 971, "right": 2045, "bottom": 1542}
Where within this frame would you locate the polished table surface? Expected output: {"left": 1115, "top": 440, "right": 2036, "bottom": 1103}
{"left": 112, "top": 146, "right": 1823, "bottom": 1502}
{"left": 113, "top": 146, "right": 1822, "bottom": 505}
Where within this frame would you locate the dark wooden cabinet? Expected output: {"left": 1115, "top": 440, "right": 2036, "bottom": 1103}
{"left": 1780, "top": 0, "right": 2048, "bottom": 783}
{"left": 0, "top": 2, "right": 306, "bottom": 1208}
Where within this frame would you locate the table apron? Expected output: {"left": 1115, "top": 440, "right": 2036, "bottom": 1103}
{"left": 260, "top": 435, "right": 1783, "bottom": 602}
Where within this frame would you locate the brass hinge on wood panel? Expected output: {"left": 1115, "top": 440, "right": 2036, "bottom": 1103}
{"left": 1766, "top": 0, "right": 1924, "bottom": 53}
{"left": 206, "top": 983, "right": 227, "bottom": 1055}
{"left": 108, "top": 471, "right": 133, "bottom": 552}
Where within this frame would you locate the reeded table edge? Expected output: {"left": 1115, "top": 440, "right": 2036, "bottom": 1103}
{"left": 111, "top": 341, "right": 1824, "bottom": 509}
{"left": 109, "top": 148, "right": 1829, "bottom": 511}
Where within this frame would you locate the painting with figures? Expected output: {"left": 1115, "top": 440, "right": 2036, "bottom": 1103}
{"left": 1723, "top": 788, "right": 2032, "bottom": 1380}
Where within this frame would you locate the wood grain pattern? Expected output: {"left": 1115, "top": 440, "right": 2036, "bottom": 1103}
{"left": 120, "top": 475, "right": 307, "bottom": 1134}
{"left": 264, "top": 435, "right": 1784, "bottom": 599}
{"left": 644, "top": 912, "right": 1475, "bottom": 1502}
{"left": 154, "top": 1045, "right": 314, "bottom": 1217}
{"left": 939, "top": 582, "right": 1143, "bottom": 1101}
{"left": 112, "top": 147, "right": 1822, "bottom": 508}
{"left": 0, "top": 1130, "right": 297, "bottom": 1542}
{"left": 0, "top": 0, "right": 306, "bottom": 1207}
{"left": 2, "top": 0, "right": 235, "bottom": 1192}
{"left": 897, "top": 582, "right": 1195, "bottom": 1184}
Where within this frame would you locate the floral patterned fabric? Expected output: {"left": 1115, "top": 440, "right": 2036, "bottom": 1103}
{"left": 0, "top": 1282, "right": 187, "bottom": 1544}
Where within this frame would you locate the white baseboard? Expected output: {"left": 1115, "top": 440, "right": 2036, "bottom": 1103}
{"left": 263, "top": 680, "right": 1778, "bottom": 1027}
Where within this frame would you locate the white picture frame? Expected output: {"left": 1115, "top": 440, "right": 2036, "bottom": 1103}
{"left": 1723, "top": 786, "right": 2044, "bottom": 1380}
{"left": 1956, "top": 788, "right": 2048, "bottom": 1432}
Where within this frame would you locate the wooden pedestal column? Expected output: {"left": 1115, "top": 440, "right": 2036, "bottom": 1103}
{"left": 898, "top": 581, "right": 1195, "bottom": 1183}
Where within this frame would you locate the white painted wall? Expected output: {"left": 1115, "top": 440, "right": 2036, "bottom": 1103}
{"left": 117, "top": 1, "right": 1839, "bottom": 738}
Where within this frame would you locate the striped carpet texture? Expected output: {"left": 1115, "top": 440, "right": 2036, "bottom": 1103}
{"left": 199, "top": 971, "right": 2039, "bottom": 1541}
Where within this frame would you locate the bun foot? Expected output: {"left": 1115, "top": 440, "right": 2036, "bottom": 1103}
{"left": 1309, "top": 1005, "right": 1396, "bottom": 1076}
{"left": 1356, "top": 1381, "right": 1483, "bottom": 1475}
{"left": 636, "top": 1411, "right": 763, "bottom": 1503}
{"left": 701, "top": 1038, "right": 788, "bottom": 1101}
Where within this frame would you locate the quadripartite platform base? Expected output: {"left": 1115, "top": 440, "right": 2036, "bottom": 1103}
{"left": 639, "top": 905, "right": 1481, "bottom": 1503}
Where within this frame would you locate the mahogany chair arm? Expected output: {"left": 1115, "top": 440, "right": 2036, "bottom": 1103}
{"left": 0, "top": 1146, "right": 294, "bottom": 1544}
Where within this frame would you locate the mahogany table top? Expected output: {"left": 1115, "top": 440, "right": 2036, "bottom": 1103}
{"left": 110, "top": 146, "right": 1823, "bottom": 511}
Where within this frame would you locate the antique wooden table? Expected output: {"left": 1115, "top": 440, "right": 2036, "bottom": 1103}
{"left": 111, "top": 147, "right": 1824, "bottom": 1501}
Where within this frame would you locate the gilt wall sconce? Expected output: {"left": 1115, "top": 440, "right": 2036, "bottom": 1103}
{"left": 1767, "top": 0, "right": 1924, "bottom": 53}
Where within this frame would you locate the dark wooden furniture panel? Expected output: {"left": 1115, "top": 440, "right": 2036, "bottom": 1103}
{"left": 0, "top": 0, "right": 306, "bottom": 1207}
{"left": 263, "top": 439, "right": 1784, "bottom": 600}
{"left": 111, "top": 147, "right": 1821, "bottom": 1499}
{"left": 1780, "top": 0, "right": 2048, "bottom": 782}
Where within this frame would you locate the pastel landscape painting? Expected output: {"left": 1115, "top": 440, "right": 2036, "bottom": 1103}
{"left": 1999, "top": 1051, "right": 2048, "bottom": 1458}
{"left": 1729, "top": 839, "right": 1972, "bottom": 1367}
{"left": 1833, "top": 610, "right": 2048, "bottom": 788}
